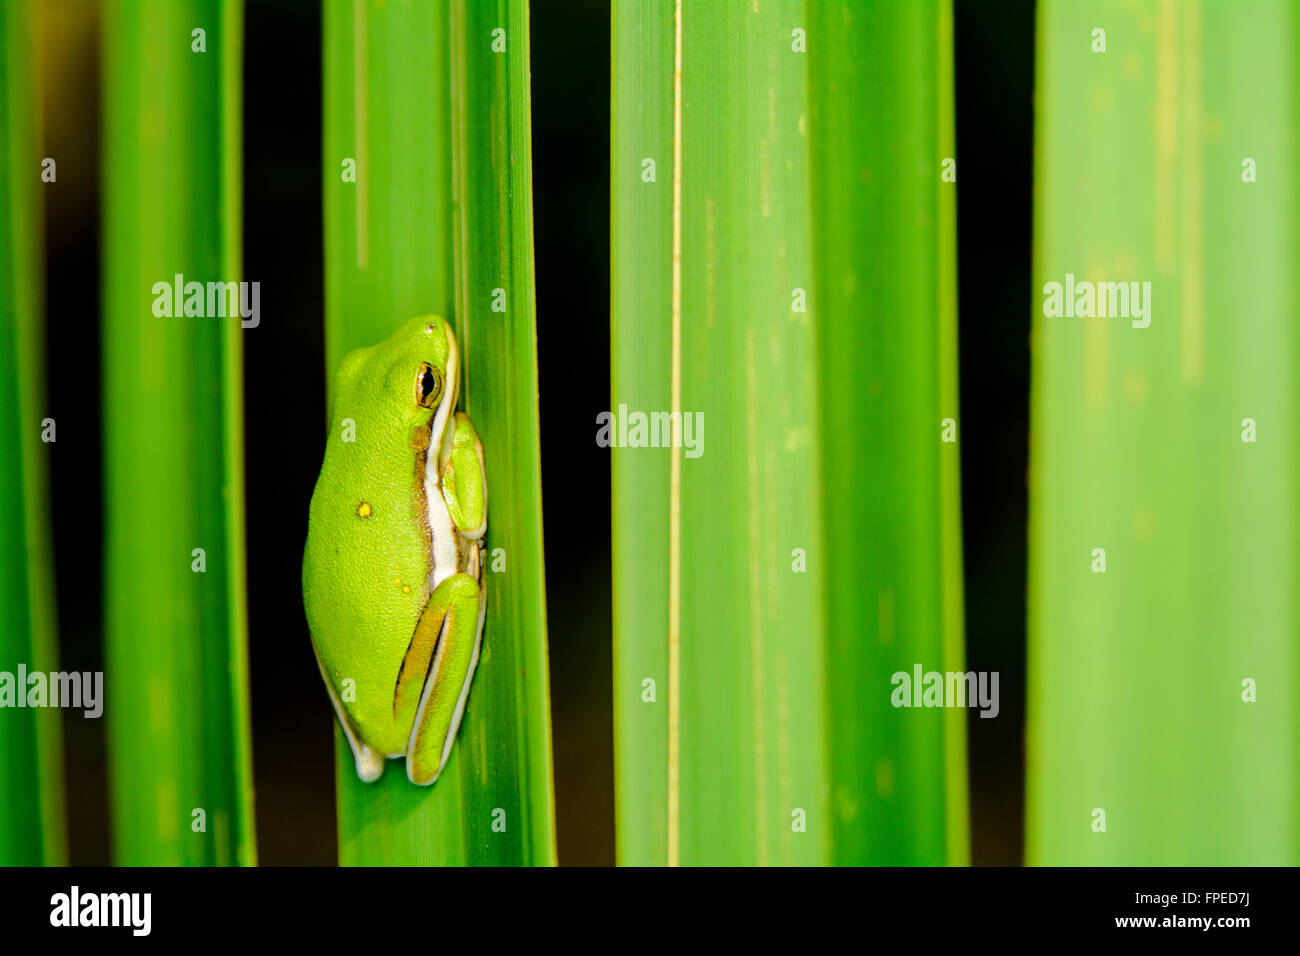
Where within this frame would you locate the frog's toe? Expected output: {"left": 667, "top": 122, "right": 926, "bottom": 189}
{"left": 353, "top": 743, "right": 384, "bottom": 783}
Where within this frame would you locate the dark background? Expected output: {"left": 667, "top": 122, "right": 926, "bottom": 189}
{"left": 43, "top": 0, "right": 1032, "bottom": 866}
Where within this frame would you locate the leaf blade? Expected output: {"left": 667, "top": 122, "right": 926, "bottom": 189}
{"left": 324, "top": 0, "right": 555, "bottom": 867}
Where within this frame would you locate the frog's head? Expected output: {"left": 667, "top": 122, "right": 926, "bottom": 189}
{"left": 385, "top": 314, "right": 456, "bottom": 417}
{"left": 333, "top": 313, "right": 456, "bottom": 421}
{"left": 387, "top": 315, "right": 458, "bottom": 464}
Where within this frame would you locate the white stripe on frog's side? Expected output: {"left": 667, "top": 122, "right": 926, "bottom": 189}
{"left": 423, "top": 324, "right": 461, "bottom": 590}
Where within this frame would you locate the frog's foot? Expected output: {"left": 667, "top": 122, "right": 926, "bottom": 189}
{"left": 314, "top": 651, "right": 384, "bottom": 782}
{"left": 402, "top": 572, "right": 486, "bottom": 785}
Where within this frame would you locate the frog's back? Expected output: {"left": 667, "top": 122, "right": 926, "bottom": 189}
{"left": 303, "top": 342, "right": 433, "bottom": 753}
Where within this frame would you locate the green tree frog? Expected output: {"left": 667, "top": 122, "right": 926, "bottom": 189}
{"left": 302, "top": 315, "right": 487, "bottom": 786}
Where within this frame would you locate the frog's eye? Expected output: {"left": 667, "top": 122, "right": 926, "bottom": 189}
{"left": 415, "top": 362, "right": 443, "bottom": 409}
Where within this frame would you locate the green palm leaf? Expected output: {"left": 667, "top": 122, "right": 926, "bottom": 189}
{"left": 323, "top": 0, "right": 555, "bottom": 866}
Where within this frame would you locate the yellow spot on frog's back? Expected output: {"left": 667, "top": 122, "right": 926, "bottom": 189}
{"left": 394, "top": 576, "right": 411, "bottom": 594}
{"left": 357, "top": 502, "right": 372, "bottom": 518}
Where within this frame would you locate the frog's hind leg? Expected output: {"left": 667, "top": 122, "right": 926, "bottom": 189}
{"left": 314, "top": 650, "right": 384, "bottom": 782}
{"left": 403, "top": 572, "right": 485, "bottom": 785}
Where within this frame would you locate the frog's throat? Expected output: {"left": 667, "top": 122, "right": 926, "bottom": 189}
{"left": 420, "top": 327, "right": 459, "bottom": 592}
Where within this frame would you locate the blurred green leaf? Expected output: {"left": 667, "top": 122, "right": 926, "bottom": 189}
{"left": 611, "top": 0, "right": 967, "bottom": 865}
{"left": 1027, "top": 0, "right": 1300, "bottom": 864}
{"left": 0, "top": 0, "right": 66, "bottom": 868}
{"left": 101, "top": 0, "right": 255, "bottom": 865}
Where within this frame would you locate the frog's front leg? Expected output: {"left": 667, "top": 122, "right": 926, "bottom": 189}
{"left": 395, "top": 571, "right": 485, "bottom": 785}
{"left": 440, "top": 412, "right": 486, "bottom": 538}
